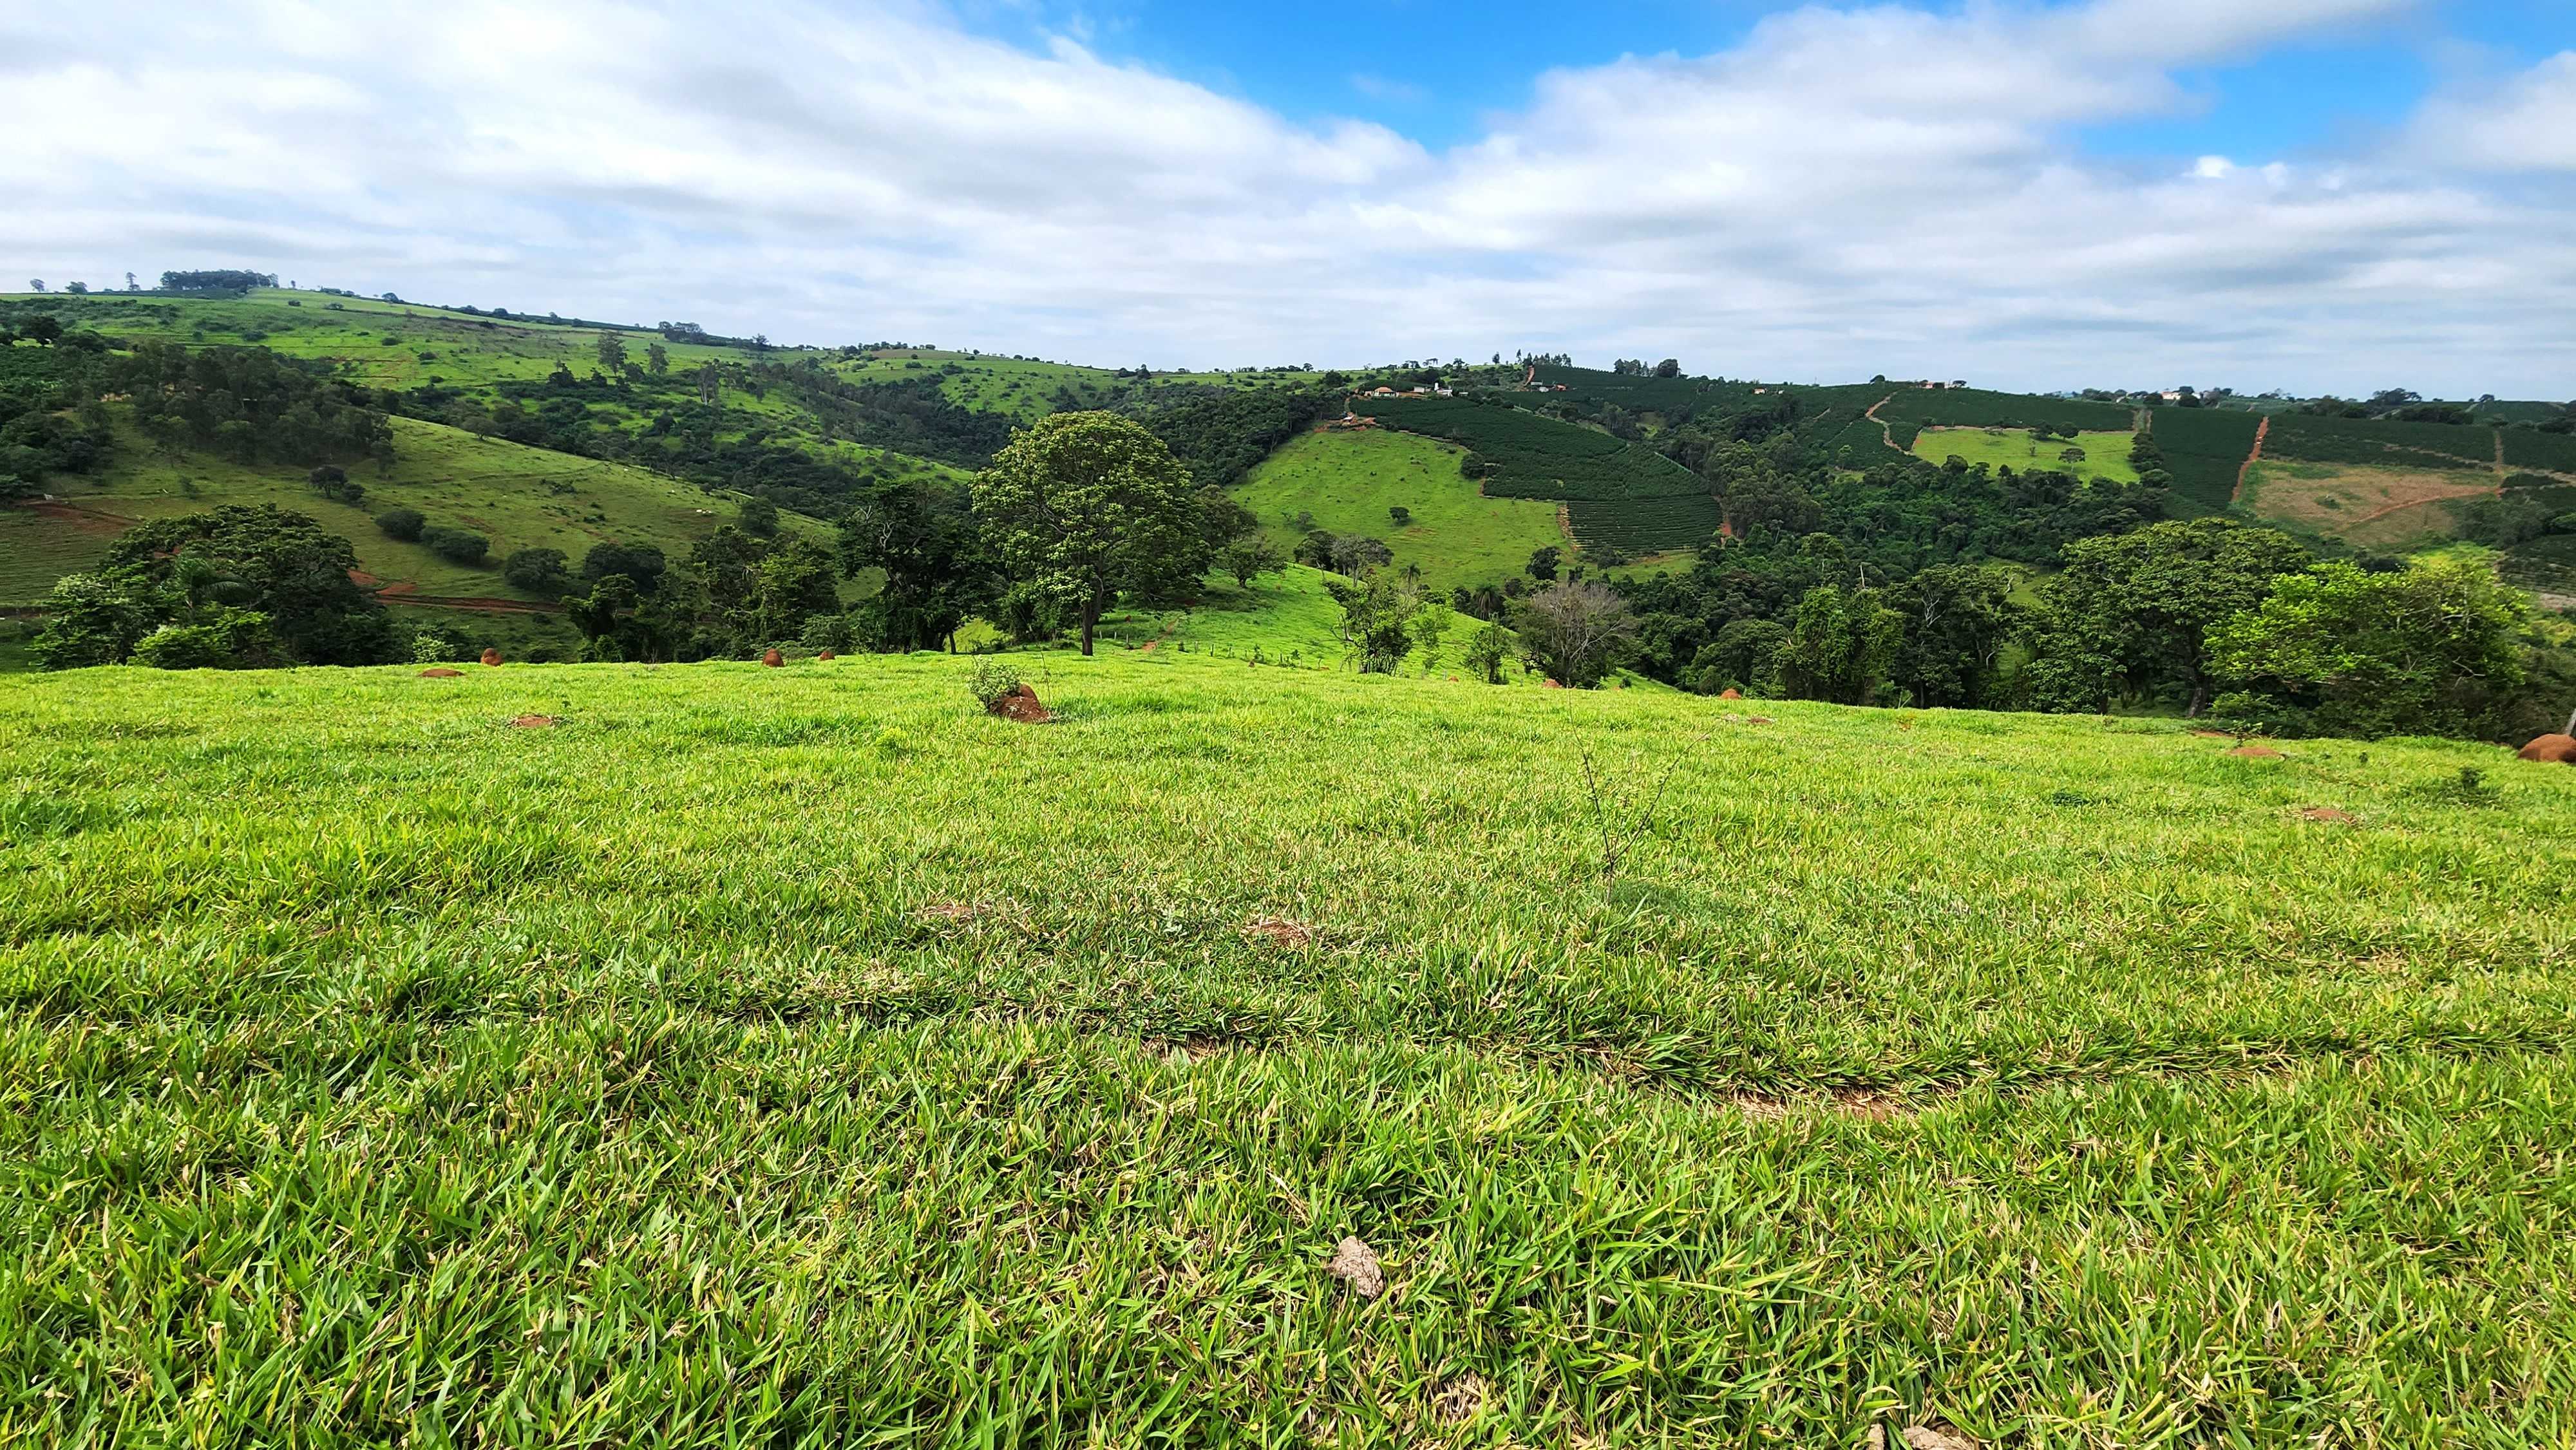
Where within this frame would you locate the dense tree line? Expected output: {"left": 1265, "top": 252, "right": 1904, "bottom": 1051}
{"left": 111, "top": 343, "right": 395, "bottom": 470}
{"left": 1138, "top": 386, "right": 1336, "bottom": 489}
{"left": 32, "top": 505, "right": 402, "bottom": 668}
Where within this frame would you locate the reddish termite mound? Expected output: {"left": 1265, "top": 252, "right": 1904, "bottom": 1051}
{"left": 2517, "top": 733, "right": 2576, "bottom": 764}
{"left": 418, "top": 667, "right": 464, "bottom": 679}
{"left": 987, "top": 683, "right": 1051, "bottom": 723}
{"left": 1719, "top": 688, "right": 1743, "bottom": 701}
{"left": 817, "top": 650, "right": 837, "bottom": 662}
{"left": 479, "top": 648, "right": 503, "bottom": 667}
{"left": 762, "top": 648, "right": 784, "bottom": 668}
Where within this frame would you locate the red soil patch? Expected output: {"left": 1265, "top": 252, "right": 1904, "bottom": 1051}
{"left": 987, "top": 683, "right": 1051, "bottom": 723}
{"left": 374, "top": 581, "right": 420, "bottom": 596}
{"left": 2231, "top": 415, "right": 2270, "bottom": 504}
{"left": 2518, "top": 733, "right": 2576, "bottom": 764}
{"left": 917, "top": 901, "right": 985, "bottom": 924}
{"left": 2228, "top": 745, "right": 2283, "bottom": 759}
{"left": 762, "top": 648, "right": 784, "bottom": 668}
{"left": 417, "top": 667, "right": 464, "bottom": 679}
{"left": 508, "top": 714, "right": 559, "bottom": 729}
{"left": 2190, "top": 729, "right": 2234, "bottom": 739}
{"left": 2298, "top": 807, "right": 2359, "bottom": 825}
{"left": 19, "top": 500, "right": 128, "bottom": 536}
{"left": 1137, "top": 639, "right": 1158, "bottom": 653}
{"left": 1746, "top": 715, "right": 1775, "bottom": 725}
{"left": 1541, "top": 678, "right": 1565, "bottom": 690}
{"left": 1244, "top": 916, "right": 1317, "bottom": 949}
{"left": 479, "top": 648, "right": 504, "bottom": 666}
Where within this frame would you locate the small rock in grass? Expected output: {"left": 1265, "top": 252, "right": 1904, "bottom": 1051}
{"left": 1325, "top": 1236, "right": 1383, "bottom": 1299}
{"left": 1902, "top": 1426, "right": 1980, "bottom": 1450}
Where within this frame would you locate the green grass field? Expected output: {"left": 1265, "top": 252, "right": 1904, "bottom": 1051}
{"left": 3, "top": 290, "right": 746, "bottom": 392}
{"left": 1235, "top": 430, "right": 1568, "bottom": 589}
{"left": 5, "top": 653, "right": 2573, "bottom": 1444}
{"left": 1909, "top": 428, "right": 2141, "bottom": 484}
{"left": 1, "top": 413, "right": 831, "bottom": 610}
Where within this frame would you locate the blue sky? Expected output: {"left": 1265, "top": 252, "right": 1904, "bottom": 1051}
{"left": 971, "top": 0, "right": 2571, "bottom": 157}
{"left": 6, "top": 0, "right": 2574, "bottom": 394}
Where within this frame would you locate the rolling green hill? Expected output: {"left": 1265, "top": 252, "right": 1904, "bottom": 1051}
{"left": 1349, "top": 396, "right": 1721, "bottom": 555}
{"left": 6, "top": 652, "right": 2574, "bottom": 1442}
{"left": 1233, "top": 429, "right": 1566, "bottom": 590}
{"left": 1, "top": 413, "right": 831, "bottom": 607}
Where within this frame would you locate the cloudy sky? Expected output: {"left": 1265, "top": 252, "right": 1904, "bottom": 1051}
{"left": 5, "top": 0, "right": 2572, "bottom": 395}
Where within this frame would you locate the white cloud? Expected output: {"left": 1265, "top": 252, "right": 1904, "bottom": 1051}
{"left": 2410, "top": 52, "right": 2576, "bottom": 172}
{"left": 0, "top": 0, "right": 2568, "bottom": 395}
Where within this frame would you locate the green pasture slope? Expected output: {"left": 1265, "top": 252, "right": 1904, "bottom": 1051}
{"left": 1234, "top": 429, "right": 1566, "bottom": 589}
{"left": 1352, "top": 397, "right": 1721, "bottom": 554}
{"left": 0, "top": 413, "right": 831, "bottom": 608}
{"left": 6, "top": 653, "right": 2575, "bottom": 1444}
{"left": 1909, "top": 427, "right": 2141, "bottom": 484}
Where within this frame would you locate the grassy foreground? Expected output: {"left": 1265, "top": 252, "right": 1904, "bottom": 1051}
{"left": 4, "top": 655, "right": 2575, "bottom": 1445}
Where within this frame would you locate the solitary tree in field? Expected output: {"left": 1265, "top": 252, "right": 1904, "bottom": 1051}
{"left": 596, "top": 334, "right": 627, "bottom": 372}
{"left": 1516, "top": 581, "right": 1636, "bottom": 688}
{"left": 27, "top": 280, "right": 43, "bottom": 294}
{"left": 974, "top": 411, "right": 1206, "bottom": 655}
{"left": 647, "top": 343, "right": 668, "bottom": 375}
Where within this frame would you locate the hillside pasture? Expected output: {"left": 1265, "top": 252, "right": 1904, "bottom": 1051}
{"left": 1233, "top": 429, "right": 1566, "bottom": 589}
{"left": 2240, "top": 460, "right": 2500, "bottom": 551}
{"left": 1349, "top": 395, "right": 1717, "bottom": 555}
{"left": 4, "top": 655, "right": 2575, "bottom": 1443}
{"left": 5, "top": 289, "right": 746, "bottom": 392}
{"left": 1909, "top": 427, "right": 2141, "bottom": 484}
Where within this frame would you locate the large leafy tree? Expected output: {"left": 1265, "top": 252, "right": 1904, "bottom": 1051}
{"left": 1776, "top": 584, "right": 1903, "bottom": 705}
{"left": 1886, "top": 563, "right": 2021, "bottom": 709}
{"left": 838, "top": 478, "right": 996, "bottom": 652}
{"left": 972, "top": 411, "right": 1207, "bottom": 655}
{"left": 2022, "top": 518, "right": 2311, "bottom": 716}
{"left": 2208, "top": 555, "right": 2532, "bottom": 739}
{"left": 32, "top": 505, "right": 400, "bottom": 668}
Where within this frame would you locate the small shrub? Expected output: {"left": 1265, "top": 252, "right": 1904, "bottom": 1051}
{"left": 375, "top": 507, "right": 426, "bottom": 541}
{"left": 410, "top": 627, "right": 464, "bottom": 664}
{"left": 422, "top": 526, "right": 491, "bottom": 565}
{"left": 968, "top": 657, "right": 1023, "bottom": 710}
